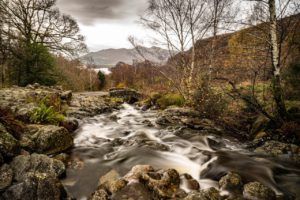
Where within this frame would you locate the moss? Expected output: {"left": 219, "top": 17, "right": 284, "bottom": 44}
{"left": 157, "top": 93, "right": 185, "bottom": 109}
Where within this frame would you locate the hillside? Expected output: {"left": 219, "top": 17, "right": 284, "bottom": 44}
{"left": 81, "top": 46, "right": 171, "bottom": 67}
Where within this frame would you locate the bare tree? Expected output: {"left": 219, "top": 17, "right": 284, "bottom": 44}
{"left": 0, "top": 0, "right": 86, "bottom": 56}
{"left": 140, "top": 0, "right": 212, "bottom": 100}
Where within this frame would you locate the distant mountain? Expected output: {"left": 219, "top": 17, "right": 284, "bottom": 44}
{"left": 81, "top": 46, "right": 171, "bottom": 67}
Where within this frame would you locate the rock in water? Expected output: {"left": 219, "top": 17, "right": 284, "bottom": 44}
{"left": 243, "top": 182, "right": 276, "bottom": 200}
{"left": 21, "top": 125, "right": 73, "bottom": 155}
{"left": 0, "top": 123, "right": 20, "bottom": 158}
{"left": 219, "top": 172, "right": 243, "bottom": 191}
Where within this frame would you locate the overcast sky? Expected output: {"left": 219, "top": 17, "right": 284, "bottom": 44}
{"left": 57, "top": 0, "right": 152, "bottom": 52}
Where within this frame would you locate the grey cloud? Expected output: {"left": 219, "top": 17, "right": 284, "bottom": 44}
{"left": 56, "top": 0, "right": 148, "bottom": 25}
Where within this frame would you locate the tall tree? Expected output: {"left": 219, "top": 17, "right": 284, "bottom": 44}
{"left": 268, "top": 0, "right": 287, "bottom": 120}
{"left": 0, "top": 0, "right": 86, "bottom": 86}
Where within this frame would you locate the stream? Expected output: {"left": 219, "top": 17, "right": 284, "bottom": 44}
{"left": 62, "top": 104, "right": 300, "bottom": 200}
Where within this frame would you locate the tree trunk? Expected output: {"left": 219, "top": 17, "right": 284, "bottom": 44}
{"left": 268, "top": 0, "right": 287, "bottom": 120}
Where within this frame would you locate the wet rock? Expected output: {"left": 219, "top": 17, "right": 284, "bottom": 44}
{"left": 10, "top": 154, "right": 65, "bottom": 182}
{"left": 1, "top": 172, "right": 68, "bottom": 200}
{"left": 0, "top": 123, "right": 20, "bottom": 158}
{"left": 89, "top": 189, "right": 109, "bottom": 200}
{"left": 61, "top": 117, "right": 79, "bottom": 133}
{"left": 112, "top": 182, "right": 154, "bottom": 200}
{"left": 124, "top": 165, "right": 155, "bottom": 181}
{"left": 109, "top": 114, "right": 119, "bottom": 121}
{"left": 184, "top": 187, "right": 220, "bottom": 200}
{"left": 142, "top": 168, "right": 181, "bottom": 198}
{"left": 109, "top": 88, "right": 141, "bottom": 104}
{"left": 21, "top": 125, "right": 73, "bottom": 154}
{"left": 142, "top": 119, "right": 154, "bottom": 127}
{"left": 219, "top": 172, "right": 243, "bottom": 191}
{"left": 98, "top": 170, "right": 127, "bottom": 193}
{"left": 255, "top": 140, "right": 300, "bottom": 161}
{"left": 181, "top": 173, "right": 200, "bottom": 191}
{"left": 123, "top": 132, "right": 170, "bottom": 151}
{"left": 243, "top": 182, "right": 276, "bottom": 200}
{"left": 0, "top": 164, "right": 13, "bottom": 191}
{"left": 156, "top": 107, "right": 223, "bottom": 132}
{"left": 123, "top": 165, "right": 182, "bottom": 198}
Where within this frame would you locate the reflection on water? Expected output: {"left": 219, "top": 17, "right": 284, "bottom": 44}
{"left": 62, "top": 104, "right": 300, "bottom": 200}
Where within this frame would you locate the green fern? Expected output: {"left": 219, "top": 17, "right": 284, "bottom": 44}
{"left": 30, "top": 103, "right": 64, "bottom": 125}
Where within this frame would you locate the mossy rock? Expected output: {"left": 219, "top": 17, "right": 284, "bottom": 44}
{"left": 0, "top": 123, "right": 20, "bottom": 158}
{"left": 22, "top": 125, "right": 73, "bottom": 155}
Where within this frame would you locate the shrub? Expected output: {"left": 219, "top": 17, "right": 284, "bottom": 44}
{"left": 192, "top": 85, "right": 227, "bottom": 119}
{"left": 157, "top": 93, "right": 185, "bottom": 109}
{"left": 30, "top": 103, "right": 64, "bottom": 125}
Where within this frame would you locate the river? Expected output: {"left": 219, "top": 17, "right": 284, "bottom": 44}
{"left": 62, "top": 104, "right": 300, "bottom": 199}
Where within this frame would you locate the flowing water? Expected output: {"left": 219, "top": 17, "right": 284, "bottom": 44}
{"left": 62, "top": 104, "right": 300, "bottom": 200}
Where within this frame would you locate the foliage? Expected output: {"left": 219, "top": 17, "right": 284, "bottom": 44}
{"left": 97, "top": 71, "right": 106, "bottom": 89}
{"left": 30, "top": 103, "right": 65, "bottom": 125}
{"left": 10, "top": 42, "right": 56, "bottom": 86}
{"left": 53, "top": 56, "right": 100, "bottom": 92}
{"left": 156, "top": 93, "right": 185, "bottom": 109}
{"left": 26, "top": 93, "right": 66, "bottom": 114}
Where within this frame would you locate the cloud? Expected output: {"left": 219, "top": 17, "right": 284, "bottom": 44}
{"left": 56, "top": 0, "right": 148, "bottom": 25}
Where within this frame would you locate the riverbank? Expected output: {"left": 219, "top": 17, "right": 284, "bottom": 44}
{"left": 0, "top": 85, "right": 299, "bottom": 200}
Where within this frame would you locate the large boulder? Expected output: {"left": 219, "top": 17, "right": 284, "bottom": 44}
{"left": 10, "top": 154, "right": 66, "bottom": 182}
{"left": 1, "top": 154, "right": 68, "bottom": 200}
{"left": 0, "top": 123, "right": 20, "bottom": 158}
{"left": 1, "top": 172, "right": 68, "bottom": 200}
{"left": 109, "top": 88, "right": 141, "bottom": 104}
{"left": 21, "top": 125, "right": 73, "bottom": 154}
{"left": 243, "top": 182, "right": 275, "bottom": 200}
